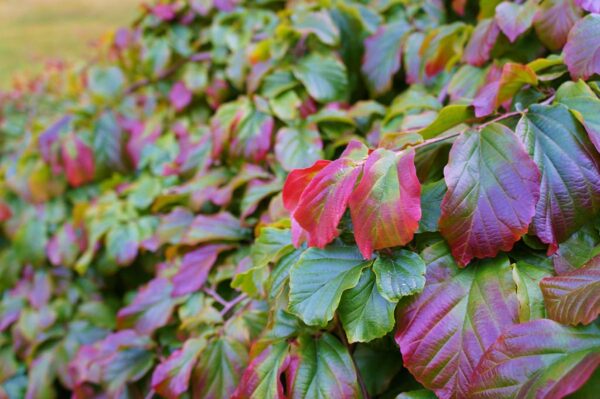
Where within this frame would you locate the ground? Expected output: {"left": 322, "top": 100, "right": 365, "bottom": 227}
{"left": 0, "top": 0, "right": 139, "bottom": 88}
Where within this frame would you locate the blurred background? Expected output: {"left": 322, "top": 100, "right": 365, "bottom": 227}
{"left": 0, "top": 0, "right": 140, "bottom": 89}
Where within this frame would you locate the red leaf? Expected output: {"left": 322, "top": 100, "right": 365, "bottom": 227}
{"left": 540, "top": 254, "right": 600, "bottom": 325}
{"left": 469, "top": 320, "right": 600, "bottom": 399}
{"left": 349, "top": 148, "right": 421, "bottom": 259}
{"left": 282, "top": 160, "right": 333, "bottom": 212}
{"left": 463, "top": 19, "right": 500, "bottom": 66}
{"left": 61, "top": 133, "right": 95, "bottom": 187}
{"left": 439, "top": 125, "right": 540, "bottom": 266}
{"left": 172, "top": 244, "right": 233, "bottom": 297}
{"left": 293, "top": 141, "right": 368, "bottom": 248}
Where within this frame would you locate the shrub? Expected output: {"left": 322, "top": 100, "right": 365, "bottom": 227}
{"left": 1, "top": 0, "right": 600, "bottom": 398}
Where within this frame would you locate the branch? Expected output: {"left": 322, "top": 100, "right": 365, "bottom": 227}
{"left": 219, "top": 293, "right": 249, "bottom": 317}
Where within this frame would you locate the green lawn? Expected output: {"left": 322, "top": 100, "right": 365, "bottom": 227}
{"left": 0, "top": 0, "right": 140, "bottom": 89}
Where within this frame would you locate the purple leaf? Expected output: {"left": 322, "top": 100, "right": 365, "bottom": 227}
{"left": 395, "top": 242, "right": 519, "bottom": 399}
{"left": 463, "top": 19, "right": 500, "bottom": 66}
{"left": 117, "top": 277, "right": 176, "bottom": 334}
{"left": 172, "top": 244, "right": 233, "bottom": 297}
{"left": 182, "top": 212, "right": 249, "bottom": 246}
{"left": 495, "top": 1, "right": 538, "bottom": 43}
{"left": 564, "top": 14, "right": 600, "bottom": 80}
{"left": 534, "top": 0, "right": 581, "bottom": 51}
{"left": 575, "top": 0, "right": 600, "bottom": 13}
{"left": 169, "top": 81, "right": 193, "bottom": 112}
{"left": 469, "top": 320, "right": 600, "bottom": 398}
{"left": 516, "top": 104, "right": 600, "bottom": 253}
{"left": 439, "top": 124, "right": 540, "bottom": 266}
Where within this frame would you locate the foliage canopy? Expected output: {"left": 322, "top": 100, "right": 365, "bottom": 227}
{"left": 1, "top": 0, "right": 600, "bottom": 398}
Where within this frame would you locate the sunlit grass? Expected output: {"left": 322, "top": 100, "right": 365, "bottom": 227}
{"left": 0, "top": 0, "right": 140, "bottom": 88}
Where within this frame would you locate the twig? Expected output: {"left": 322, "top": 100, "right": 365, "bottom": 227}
{"left": 124, "top": 56, "right": 190, "bottom": 95}
{"left": 203, "top": 286, "right": 228, "bottom": 306}
{"left": 219, "top": 293, "right": 249, "bottom": 317}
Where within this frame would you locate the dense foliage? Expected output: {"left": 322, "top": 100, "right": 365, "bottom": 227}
{"left": 1, "top": 0, "right": 600, "bottom": 398}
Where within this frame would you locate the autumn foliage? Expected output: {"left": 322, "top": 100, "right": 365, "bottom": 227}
{"left": 1, "top": 0, "right": 600, "bottom": 398}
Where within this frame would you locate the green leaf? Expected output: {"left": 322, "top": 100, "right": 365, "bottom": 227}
{"left": 293, "top": 54, "right": 349, "bottom": 103}
{"left": 288, "top": 244, "right": 370, "bottom": 327}
{"left": 88, "top": 66, "right": 124, "bottom": 100}
{"left": 353, "top": 340, "right": 403, "bottom": 396}
{"left": 417, "top": 104, "right": 474, "bottom": 140}
{"left": 555, "top": 80, "right": 600, "bottom": 154}
{"left": 290, "top": 334, "right": 362, "bottom": 399}
{"left": 339, "top": 268, "right": 396, "bottom": 343}
{"left": 192, "top": 337, "right": 248, "bottom": 399}
{"left": 373, "top": 249, "right": 426, "bottom": 302}
{"left": 275, "top": 125, "right": 324, "bottom": 171}
{"left": 417, "top": 179, "right": 446, "bottom": 233}
{"left": 511, "top": 261, "right": 552, "bottom": 322}
{"left": 292, "top": 10, "right": 340, "bottom": 46}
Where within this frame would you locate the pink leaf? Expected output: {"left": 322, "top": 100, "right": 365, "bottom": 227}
{"left": 172, "top": 244, "right": 233, "bottom": 297}
{"left": 169, "top": 81, "right": 193, "bottom": 111}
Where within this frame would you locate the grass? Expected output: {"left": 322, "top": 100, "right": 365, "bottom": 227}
{"left": 0, "top": 0, "right": 140, "bottom": 89}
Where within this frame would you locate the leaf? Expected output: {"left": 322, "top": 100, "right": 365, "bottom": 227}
{"left": 293, "top": 141, "right": 367, "bottom": 249}
{"left": 473, "top": 63, "right": 538, "bottom": 117}
{"left": 353, "top": 341, "right": 403, "bottom": 396}
{"left": 372, "top": 249, "right": 426, "bottom": 302}
{"left": 232, "top": 341, "right": 290, "bottom": 399}
{"left": 421, "top": 22, "right": 468, "bottom": 77}
{"left": 564, "top": 14, "right": 600, "bottom": 80}
{"left": 553, "top": 223, "right": 600, "bottom": 274}
{"left": 172, "top": 244, "right": 232, "bottom": 297}
{"left": 575, "top": 0, "right": 600, "bottom": 13}
{"left": 540, "top": 254, "right": 600, "bottom": 325}
{"left": 152, "top": 338, "right": 206, "bottom": 399}
{"left": 495, "top": 0, "right": 538, "bottom": 43}
{"left": 338, "top": 268, "right": 395, "bottom": 343}
{"left": 555, "top": 80, "right": 600, "bottom": 154}
{"left": 512, "top": 261, "right": 553, "bottom": 322}
{"left": 395, "top": 242, "right": 519, "bottom": 399}
{"left": 417, "top": 104, "right": 474, "bottom": 140}
{"left": 250, "top": 227, "right": 293, "bottom": 270}
{"left": 469, "top": 320, "right": 600, "bottom": 399}
{"left": 105, "top": 222, "right": 139, "bottom": 266}
{"left": 533, "top": 0, "right": 581, "bottom": 51}
{"left": 87, "top": 66, "right": 124, "bottom": 100}
{"left": 156, "top": 207, "right": 195, "bottom": 246}
{"left": 439, "top": 124, "right": 541, "bottom": 266}
{"left": 192, "top": 337, "right": 248, "bottom": 399}
{"left": 463, "top": 18, "right": 500, "bottom": 66}
{"left": 289, "top": 334, "right": 362, "bottom": 399}
{"left": 349, "top": 148, "right": 421, "bottom": 259}
{"left": 61, "top": 133, "right": 95, "bottom": 187}
{"left": 169, "top": 81, "right": 193, "bottom": 111}
{"left": 292, "top": 10, "right": 340, "bottom": 46}
{"left": 231, "top": 107, "right": 274, "bottom": 163}
{"left": 93, "top": 111, "right": 127, "bottom": 175}
{"left": 417, "top": 179, "right": 446, "bottom": 233}
{"left": 288, "top": 244, "right": 370, "bottom": 327}
{"left": 395, "top": 390, "right": 437, "bottom": 399}
{"left": 182, "top": 212, "right": 250, "bottom": 246}
{"left": 274, "top": 125, "right": 323, "bottom": 171}
{"left": 516, "top": 104, "right": 600, "bottom": 252}
{"left": 293, "top": 54, "right": 349, "bottom": 103}
{"left": 116, "top": 277, "right": 177, "bottom": 334}
{"left": 361, "top": 21, "right": 410, "bottom": 96}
